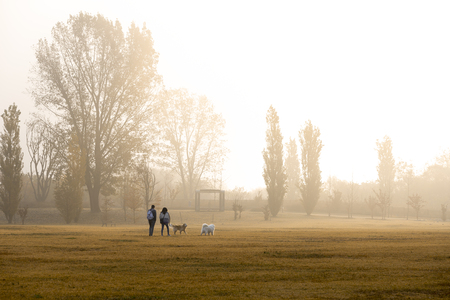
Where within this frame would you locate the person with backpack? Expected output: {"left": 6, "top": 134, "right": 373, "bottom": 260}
{"left": 160, "top": 207, "right": 171, "bottom": 236}
{"left": 147, "top": 205, "right": 157, "bottom": 236}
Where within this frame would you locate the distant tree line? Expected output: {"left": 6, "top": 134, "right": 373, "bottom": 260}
{"left": 262, "top": 106, "right": 323, "bottom": 217}
{"left": 1, "top": 12, "right": 449, "bottom": 224}
{"left": 261, "top": 108, "right": 448, "bottom": 222}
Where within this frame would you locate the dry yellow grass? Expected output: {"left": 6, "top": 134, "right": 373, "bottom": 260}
{"left": 1, "top": 211, "right": 449, "bottom": 299}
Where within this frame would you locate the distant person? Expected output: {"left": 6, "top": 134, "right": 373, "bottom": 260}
{"left": 147, "top": 205, "right": 157, "bottom": 236}
{"left": 160, "top": 207, "right": 171, "bottom": 236}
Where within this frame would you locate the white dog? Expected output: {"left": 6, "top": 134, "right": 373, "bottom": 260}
{"left": 201, "top": 223, "right": 215, "bottom": 236}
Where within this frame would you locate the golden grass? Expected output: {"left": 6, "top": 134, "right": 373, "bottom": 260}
{"left": 1, "top": 211, "right": 449, "bottom": 299}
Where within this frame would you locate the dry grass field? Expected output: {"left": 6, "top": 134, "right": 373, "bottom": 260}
{"left": 1, "top": 211, "right": 449, "bottom": 299}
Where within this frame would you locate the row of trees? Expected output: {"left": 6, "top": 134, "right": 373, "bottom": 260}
{"left": 1, "top": 12, "right": 227, "bottom": 223}
{"left": 262, "top": 106, "right": 323, "bottom": 217}
{"left": 261, "top": 106, "right": 445, "bottom": 221}
{"left": 2, "top": 12, "right": 448, "bottom": 223}
{"left": 324, "top": 149, "right": 450, "bottom": 221}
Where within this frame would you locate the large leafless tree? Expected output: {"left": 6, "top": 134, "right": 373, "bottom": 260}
{"left": 158, "top": 88, "right": 227, "bottom": 202}
{"left": 30, "top": 12, "right": 161, "bottom": 212}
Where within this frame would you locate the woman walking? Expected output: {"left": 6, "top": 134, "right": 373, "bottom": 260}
{"left": 160, "top": 207, "right": 171, "bottom": 236}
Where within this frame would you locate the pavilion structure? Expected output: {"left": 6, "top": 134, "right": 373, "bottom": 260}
{"left": 194, "top": 189, "right": 225, "bottom": 212}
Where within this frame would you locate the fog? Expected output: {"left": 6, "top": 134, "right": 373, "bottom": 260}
{"left": 1, "top": 1, "right": 450, "bottom": 224}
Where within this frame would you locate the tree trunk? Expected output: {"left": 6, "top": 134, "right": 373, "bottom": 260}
{"left": 88, "top": 187, "right": 101, "bottom": 213}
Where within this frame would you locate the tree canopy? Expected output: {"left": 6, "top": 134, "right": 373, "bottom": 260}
{"left": 298, "top": 120, "right": 323, "bottom": 216}
{"left": 285, "top": 137, "right": 300, "bottom": 201}
{"left": 262, "top": 106, "right": 286, "bottom": 217}
{"left": 158, "top": 88, "right": 227, "bottom": 201}
{"left": 376, "top": 136, "right": 395, "bottom": 198}
{"left": 26, "top": 119, "right": 60, "bottom": 203}
{"left": 30, "top": 12, "right": 161, "bottom": 212}
{"left": 0, "top": 103, "right": 24, "bottom": 223}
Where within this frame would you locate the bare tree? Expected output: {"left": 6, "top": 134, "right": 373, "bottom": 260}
{"left": 373, "top": 189, "right": 390, "bottom": 220}
{"left": 17, "top": 206, "right": 28, "bottom": 225}
{"left": 327, "top": 189, "right": 342, "bottom": 217}
{"left": 30, "top": 12, "right": 161, "bottom": 213}
{"left": 168, "top": 183, "right": 181, "bottom": 204}
{"left": 26, "top": 120, "right": 60, "bottom": 203}
{"left": 253, "top": 190, "right": 263, "bottom": 205}
{"left": 396, "top": 161, "right": 414, "bottom": 220}
{"left": 125, "top": 182, "right": 142, "bottom": 224}
{"left": 229, "top": 187, "right": 247, "bottom": 220}
{"left": 407, "top": 193, "right": 426, "bottom": 220}
{"left": 365, "top": 196, "right": 377, "bottom": 219}
{"left": 158, "top": 89, "right": 227, "bottom": 202}
{"left": 153, "top": 188, "right": 163, "bottom": 211}
{"left": 344, "top": 179, "right": 357, "bottom": 219}
{"left": 232, "top": 200, "right": 240, "bottom": 220}
{"left": 229, "top": 187, "right": 248, "bottom": 201}
{"left": 101, "top": 197, "right": 114, "bottom": 225}
{"left": 136, "top": 159, "right": 157, "bottom": 211}
{"left": 262, "top": 205, "right": 271, "bottom": 221}
{"left": 441, "top": 204, "right": 448, "bottom": 222}
{"left": 344, "top": 195, "right": 353, "bottom": 219}
{"left": 238, "top": 203, "right": 244, "bottom": 219}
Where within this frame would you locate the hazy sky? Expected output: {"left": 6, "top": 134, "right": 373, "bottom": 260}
{"left": 1, "top": 1, "right": 450, "bottom": 190}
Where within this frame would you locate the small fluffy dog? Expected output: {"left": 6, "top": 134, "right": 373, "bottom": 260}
{"left": 169, "top": 223, "right": 188, "bottom": 235}
{"left": 201, "top": 223, "right": 215, "bottom": 236}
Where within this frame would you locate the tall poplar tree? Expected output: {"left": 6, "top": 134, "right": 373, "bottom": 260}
{"left": 262, "top": 106, "right": 286, "bottom": 217}
{"left": 375, "top": 135, "right": 395, "bottom": 218}
{"left": 299, "top": 120, "right": 323, "bottom": 215}
{"left": 285, "top": 138, "right": 300, "bottom": 201}
{"left": 0, "top": 104, "right": 24, "bottom": 223}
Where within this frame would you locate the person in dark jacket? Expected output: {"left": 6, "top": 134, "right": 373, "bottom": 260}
{"left": 160, "top": 207, "right": 171, "bottom": 236}
{"left": 148, "top": 205, "right": 157, "bottom": 236}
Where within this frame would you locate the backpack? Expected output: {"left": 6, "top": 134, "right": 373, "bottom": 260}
{"left": 160, "top": 212, "right": 169, "bottom": 223}
{"left": 163, "top": 212, "right": 170, "bottom": 222}
{"left": 147, "top": 209, "right": 154, "bottom": 220}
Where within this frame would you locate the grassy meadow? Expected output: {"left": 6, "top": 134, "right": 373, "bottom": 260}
{"left": 1, "top": 211, "right": 450, "bottom": 299}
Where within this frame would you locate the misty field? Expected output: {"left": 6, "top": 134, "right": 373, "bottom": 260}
{"left": 1, "top": 211, "right": 450, "bottom": 299}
